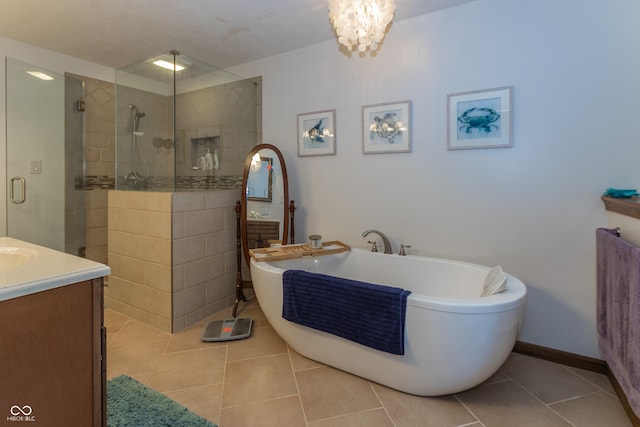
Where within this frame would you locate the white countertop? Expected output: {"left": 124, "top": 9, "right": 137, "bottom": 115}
{"left": 0, "top": 237, "right": 111, "bottom": 301}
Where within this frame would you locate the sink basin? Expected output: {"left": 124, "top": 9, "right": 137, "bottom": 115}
{"left": 0, "top": 237, "right": 110, "bottom": 302}
{"left": 0, "top": 247, "right": 38, "bottom": 271}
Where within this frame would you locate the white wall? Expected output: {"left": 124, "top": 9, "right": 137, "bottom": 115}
{"left": 0, "top": 36, "right": 113, "bottom": 236}
{"left": 230, "top": 0, "right": 640, "bottom": 357}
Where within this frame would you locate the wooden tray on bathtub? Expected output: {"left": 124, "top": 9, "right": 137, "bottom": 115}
{"left": 250, "top": 241, "right": 351, "bottom": 262}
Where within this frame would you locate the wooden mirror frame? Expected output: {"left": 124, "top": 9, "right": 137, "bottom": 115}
{"left": 240, "top": 144, "right": 289, "bottom": 266}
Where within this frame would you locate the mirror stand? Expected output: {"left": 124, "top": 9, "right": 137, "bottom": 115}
{"left": 233, "top": 201, "right": 246, "bottom": 318}
{"left": 289, "top": 200, "right": 296, "bottom": 244}
{"left": 231, "top": 199, "right": 296, "bottom": 318}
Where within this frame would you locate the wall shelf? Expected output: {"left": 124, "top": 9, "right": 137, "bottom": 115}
{"left": 601, "top": 196, "right": 640, "bottom": 220}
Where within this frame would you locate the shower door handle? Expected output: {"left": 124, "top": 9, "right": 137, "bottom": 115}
{"left": 10, "top": 176, "right": 26, "bottom": 204}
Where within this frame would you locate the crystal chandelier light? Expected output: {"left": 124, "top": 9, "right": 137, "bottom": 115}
{"left": 328, "top": 0, "right": 395, "bottom": 53}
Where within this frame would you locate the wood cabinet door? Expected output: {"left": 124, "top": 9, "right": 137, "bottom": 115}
{"left": 0, "top": 281, "right": 100, "bottom": 426}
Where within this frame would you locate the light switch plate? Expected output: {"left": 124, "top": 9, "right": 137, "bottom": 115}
{"left": 30, "top": 160, "right": 42, "bottom": 174}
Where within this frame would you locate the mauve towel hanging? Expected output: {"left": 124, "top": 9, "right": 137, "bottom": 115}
{"left": 596, "top": 227, "right": 640, "bottom": 418}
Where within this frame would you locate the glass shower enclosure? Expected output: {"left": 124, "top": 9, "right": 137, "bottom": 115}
{"left": 115, "top": 50, "right": 258, "bottom": 192}
{"left": 6, "top": 58, "right": 86, "bottom": 255}
{"left": 110, "top": 51, "right": 260, "bottom": 333}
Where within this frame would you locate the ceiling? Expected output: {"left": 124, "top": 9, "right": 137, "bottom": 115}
{"left": 0, "top": 0, "right": 476, "bottom": 70}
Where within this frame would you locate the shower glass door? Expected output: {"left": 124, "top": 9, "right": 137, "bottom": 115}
{"left": 6, "top": 58, "right": 66, "bottom": 251}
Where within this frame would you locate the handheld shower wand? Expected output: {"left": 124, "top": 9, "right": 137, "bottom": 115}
{"left": 125, "top": 104, "right": 149, "bottom": 185}
{"left": 129, "top": 104, "right": 146, "bottom": 133}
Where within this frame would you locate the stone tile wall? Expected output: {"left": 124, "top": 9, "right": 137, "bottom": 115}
{"left": 107, "top": 189, "right": 241, "bottom": 333}
{"left": 172, "top": 190, "right": 241, "bottom": 332}
{"left": 80, "top": 72, "right": 259, "bottom": 332}
{"left": 66, "top": 73, "right": 116, "bottom": 264}
{"left": 107, "top": 190, "right": 173, "bottom": 332}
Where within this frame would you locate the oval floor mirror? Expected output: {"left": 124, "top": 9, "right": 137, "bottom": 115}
{"left": 201, "top": 144, "right": 293, "bottom": 341}
{"left": 240, "top": 143, "right": 291, "bottom": 264}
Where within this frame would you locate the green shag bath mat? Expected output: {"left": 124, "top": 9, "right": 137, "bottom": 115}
{"left": 107, "top": 375, "right": 217, "bottom": 427}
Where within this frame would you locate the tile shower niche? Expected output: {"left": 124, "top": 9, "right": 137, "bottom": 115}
{"left": 191, "top": 136, "right": 220, "bottom": 172}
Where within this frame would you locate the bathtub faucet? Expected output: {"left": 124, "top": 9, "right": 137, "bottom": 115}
{"left": 362, "top": 229, "right": 393, "bottom": 254}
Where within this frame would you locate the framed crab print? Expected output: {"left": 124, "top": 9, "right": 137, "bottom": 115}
{"left": 362, "top": 101, "right": 411, "bottom": 154}
{"left": 298, "top": 109, "right": 336, "bottom": 156}
{"left": 447, "top": 86, "right": 512, "bottom": 150}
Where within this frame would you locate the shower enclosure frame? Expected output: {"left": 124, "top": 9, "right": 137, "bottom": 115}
{"left": 110, "top": 51, "right": 261, "bottom": 333}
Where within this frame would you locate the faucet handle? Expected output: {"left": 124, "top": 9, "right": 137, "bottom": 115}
{"left": 399, "top": 244, "right": 412, "bottom": 256}
{"left": 367, "top": 241, "right": 379, "bottom": 252}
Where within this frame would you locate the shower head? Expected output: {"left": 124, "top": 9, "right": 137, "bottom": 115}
{"left": 129, "top": 104, "right": 146, "bottom": 132}
{"left": 128, "top": 104, "right": 146, "bottom": 117}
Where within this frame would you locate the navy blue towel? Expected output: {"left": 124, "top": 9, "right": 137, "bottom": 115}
{"left": 282, "top": 270, "right": 411, "bottom": 355}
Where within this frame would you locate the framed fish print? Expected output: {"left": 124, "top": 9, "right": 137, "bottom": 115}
{"left": 297, "top": 109, "right": 336, "bottom": 156}
{"left": 362, "top": 101, "right": 411, "bottom": 154}
{"left": 447, "top": 86, "right": 512, "bottom": 150}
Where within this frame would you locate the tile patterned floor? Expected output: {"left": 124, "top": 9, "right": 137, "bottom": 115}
{"left": 106, "top": 297, "right": 632, "bottom": 426}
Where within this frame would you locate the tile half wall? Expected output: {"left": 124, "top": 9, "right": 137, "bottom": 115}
{"left": 107, "top": 189, "right": 240, "bottom": 333}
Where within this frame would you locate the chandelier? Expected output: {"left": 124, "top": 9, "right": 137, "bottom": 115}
{"left": 328, "top": 0, "right": 396, "bottom": 53}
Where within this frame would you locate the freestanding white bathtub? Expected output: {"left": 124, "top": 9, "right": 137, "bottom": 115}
{"left": 250, "top": 248, "right": 527, "bottom": 396}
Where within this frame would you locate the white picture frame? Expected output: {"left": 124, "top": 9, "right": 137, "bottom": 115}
{"left": 362, "top": 101, "right": 411, "bottom": 154}
{"left": 297, "top": 109, "right": 336, "bottom": 156}
{"left": 447, "top": 86, "right": 512, "bottom": 150}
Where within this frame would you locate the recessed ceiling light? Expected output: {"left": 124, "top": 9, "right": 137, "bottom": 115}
{"left": 152, "top": 60, "right": 186, "bottom": 71}
{"left": 26, "top": 71, "right": 54, "bottom": 80}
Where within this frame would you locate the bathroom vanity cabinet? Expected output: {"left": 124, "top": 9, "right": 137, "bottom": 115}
{"left": 0, "top": 237, "right": 110, "bottom": 427}
{"left": 0, "top": 278, "right": 105, "bottom": 426}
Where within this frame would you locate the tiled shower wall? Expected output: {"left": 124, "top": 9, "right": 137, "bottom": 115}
{"left": 80, "top": 74, "right": 259, "bottom": 265}
{"left": 107, "top": 190, "right": 241, "bottom": 333}
{"left": 67, "top": 73, "right": 116, "bottom": 265}
{"left": 74, "top": 71, "right": 259, "bottom": 332}
{"left": 115, "top": 86, "right": 171, "bottom": 182}
{"left": 107, "top": 190, "right": 173, "bottom": 331}
{"left": 175, "top": 77, "right": 261, "bottom": 178}
{"left": 82, "top": 75, "right": 116, "bottom": 178}
{"left": 172, "top": 190, "right": 241, "bottom": 332}
{"left": 115, "top": 76, "right": 262, "bottom": 191}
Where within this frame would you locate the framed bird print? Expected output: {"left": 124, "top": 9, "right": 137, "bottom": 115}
{"left": 297, "top": 109, "right": 336, "bottom": 156}
{"left": 362, "top": 101, "right": 411, "bottom": 154}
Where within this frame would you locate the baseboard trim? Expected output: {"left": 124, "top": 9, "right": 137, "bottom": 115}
{"left": 513, "top": 341, "right": 608, "bottom": 374}
{"left": 514, "top": 341, "right": 639, "bottom": 426}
